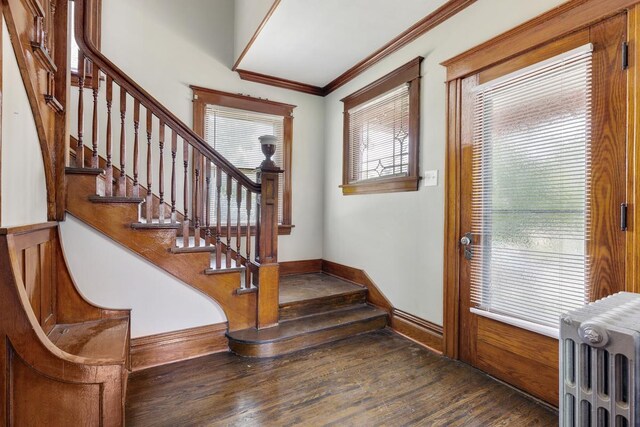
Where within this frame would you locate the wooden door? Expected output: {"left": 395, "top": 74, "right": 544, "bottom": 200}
{"left": 457, "top": 13, "right": 628, "bottom": 406}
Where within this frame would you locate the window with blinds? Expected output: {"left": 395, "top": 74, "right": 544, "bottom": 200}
{"left": 469, "top": 44, "right": 593, "bottom": 329}
{"left": 347, "top": 85, "right": 410, "bottom": 183}
{"left": 203, "top": 104, "right": 284, "bottom": 223}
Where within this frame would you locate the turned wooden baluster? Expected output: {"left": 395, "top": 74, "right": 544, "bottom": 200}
{"left": 171, "top": 130, "right": 178, "bottom": 223}
{"left": 145, "top": 108, "right": 153, "bottom": 222}
{"left": 105, "top": 76, "right": 114, "bottom": 197}
{"left": 215, "top": 168, "right": 222, "bottom": 268}
{"left": 91, "top": 64, "right": 100, "bottom": 168}
{"left": 236, "top": 181, "right": 242, "bottom": 267}
{"left": 205, "top": 161, "right": 212, "bottom": 247}
{"left": 132, "top": 100, "right": 140, "bottom": 197}
{"left": 158, "top": 120, "right": 166, "bottom": 223}
{"left": 193, "top": 152, "right": 201, "bottom": 247}
{"left": 118, "top": 87, "right": 127, "bottom": 197}
{"left": 182, "top": 141, "right": 190, "bottom": 248}
{"left": 245, "top": 191, "right": 252, "bottom": 287}
{"left": 226, "top": 176, "right": 232, "bottom": 268}
{"left": 76, "top": 58, "right": 85, "bottom": 167}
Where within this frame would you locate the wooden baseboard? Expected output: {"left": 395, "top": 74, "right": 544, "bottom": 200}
{"left": 316, "top": 259, "right": 443, "bottom": 354}
{"left": 280, "top": 259, "right": 323, "bottom": 276}
{"left": 130, "top": 323, "right": 228, "bottom": 372}
{"left": 390, "top": 309, "right": 444, "bottom": 354}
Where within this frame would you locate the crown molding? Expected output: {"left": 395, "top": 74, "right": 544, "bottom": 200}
{"left": 234, "top": 0, "right": 476, "bottom": 97}
{"left": 236, "top": 69, "right": 326, "bottom": 96}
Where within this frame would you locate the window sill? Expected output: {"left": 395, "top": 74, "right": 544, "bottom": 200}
{"left": 340, "top": 176, "right": 420, "bottom": 195}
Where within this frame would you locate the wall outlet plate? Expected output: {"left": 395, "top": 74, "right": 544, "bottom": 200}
{"left": 424, "top": 170, "right": 438, "bottom": 187}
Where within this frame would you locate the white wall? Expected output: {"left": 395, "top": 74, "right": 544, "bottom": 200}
{"left": 1, "top": 18, "right": 48, "bottom": 227}
{"left": 234, "top": 0, "right": 275, "bottom": 65}
{"left": 322, "top": 0, "right": 566, "bottom": 325}
{"left": 100, "top": 0, "right": 325, "bottom": 262}
{"left": 59, "top": 215, "right": 226, "bottom": 338}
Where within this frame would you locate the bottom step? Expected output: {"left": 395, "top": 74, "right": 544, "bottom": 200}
{"left": 227, "top": 305, "right": 387, "bottom": 358}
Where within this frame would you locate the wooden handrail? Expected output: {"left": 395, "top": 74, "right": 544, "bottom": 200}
{"left": 73, "top": 0, "right": 260, "bottom": 193}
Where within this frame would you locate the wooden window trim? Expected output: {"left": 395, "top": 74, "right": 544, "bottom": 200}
{"left": 190, "top": 86, "right": 295, "bottom": 236}
{"left": 70, "top": 0, "right": 101, "bottom": 87}
{"left": 340, "top": 57, "right": 422, "bottom": 195}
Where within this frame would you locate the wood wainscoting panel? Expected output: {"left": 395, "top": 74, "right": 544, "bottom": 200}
{"left": 475, "top": 316, "right": 558, "bottom": 404}
{"left": 390, "top": 309, "right": 444, "bottom": 354}
{"left": 130, "top": 323, "right": 228, "bottom": 372}
{"left": 280, "top": 259, "right": 323, "bottom": 276}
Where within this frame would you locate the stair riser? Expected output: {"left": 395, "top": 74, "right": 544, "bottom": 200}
{"left": 279, "top": 292, "right": 367, "bottom": 321}
{"left": 228, "top": 315, "right": 387, "bottom": 358}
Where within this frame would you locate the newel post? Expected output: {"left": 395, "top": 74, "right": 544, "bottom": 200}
{"left": 255, "top": 135, "right": 282, "bottom": 329}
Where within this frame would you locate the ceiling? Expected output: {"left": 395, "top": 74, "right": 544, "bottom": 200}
{"left": 237, "top": 0, "right": 448, "bottom": 88}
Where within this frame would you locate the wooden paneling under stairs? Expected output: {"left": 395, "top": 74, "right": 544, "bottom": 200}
{"left": 227, "top": 273, "right": 388, "bottom": 357}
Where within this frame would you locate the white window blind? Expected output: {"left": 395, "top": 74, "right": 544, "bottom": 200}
{"left": 348, "top": 84, "right": 410, "bottom": 183}
{"left": 203, "top": 104, "right": 284, "bottom": 224}
{"left": 470, "top": 44, "right": 594, "bottom": 329}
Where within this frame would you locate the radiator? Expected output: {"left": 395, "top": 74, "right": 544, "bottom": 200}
{"left": 560, "top": 292, "right": 640, "bottom": 427}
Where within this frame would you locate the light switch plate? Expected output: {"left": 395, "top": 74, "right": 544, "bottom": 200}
{"left": 424, "top": 170, "right": 438, "bottom": 187}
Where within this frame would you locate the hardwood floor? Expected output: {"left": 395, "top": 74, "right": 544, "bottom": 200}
{"left": 126, "top": 329, "right": 557, "bottom": 426}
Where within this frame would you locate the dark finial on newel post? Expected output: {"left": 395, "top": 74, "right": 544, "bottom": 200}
{"left": 256, "top": 135, "right": 283, "bottom": 329}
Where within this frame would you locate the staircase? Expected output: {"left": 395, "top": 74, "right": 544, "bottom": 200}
{"left": 228, "top": 273, "right": 387, "bottom": 357}
{"left": 67, "top": 0, "right": 387, "bottom": 357}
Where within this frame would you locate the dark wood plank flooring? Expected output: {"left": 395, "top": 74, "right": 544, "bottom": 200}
{"left": 279, "top": 273, "right": 365, "bottom": 304}
{"left": 126, "top": 329, "right": 557, "bottom": 426}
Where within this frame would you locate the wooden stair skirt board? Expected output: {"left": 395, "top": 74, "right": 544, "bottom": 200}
{"left": 227, "top": 305, "right": 388, "bottom": 358}
{"left": 130, "top": 323, "right": 228, "bottom": 372}
{"left": 281, "top": 259, "right": 445, "bottom": 354}
{"left": 65, "top": 170, "right": 258, "bottom": 332}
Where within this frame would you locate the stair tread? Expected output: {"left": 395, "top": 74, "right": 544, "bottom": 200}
{"left": 89, "top": 195, "right": 144, "bottom": 204}
{"left": 171, "top": 236, "right": 217, "bottom": 253}
{"left": 279, "top": 273, "right": 366, "bottom": 306}
{"left": 131, "top": 220, "right": 181, "bottom": 229}
{"left": 65, "top": 167, "right": 105, "bottom": 175}
{"left": 227, "top": 305, "right": 386, "bottom": 344}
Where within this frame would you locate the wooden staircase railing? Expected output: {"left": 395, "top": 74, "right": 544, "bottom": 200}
{"left": 71, "top": 0, "right": 281, "bottom": 328}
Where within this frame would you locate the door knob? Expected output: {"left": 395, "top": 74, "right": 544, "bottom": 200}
{"left": 460, "top": 233, "right": 473, "bottom": 260}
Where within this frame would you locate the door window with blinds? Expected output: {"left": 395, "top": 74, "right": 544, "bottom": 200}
{"left": 469, "top": 44, "right": 594, "bottom": 331}
{"left": 341, "top": 57, "right": 422, "bottom": 195}
{"left": 192, "top": 87, "right": 294, "bottom": 232}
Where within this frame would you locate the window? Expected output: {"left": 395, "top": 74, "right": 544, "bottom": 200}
{"left": 69, "top": 0, "right": 101, "bottom": 87}
{"left": 341, "top": 57, "right": 422, "bottom": 195}
{"left": 192, "top": 86, "right": 294, "bottom": 234}
{"left": 469, "top": 44, "right": 594, "bottom": 328}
